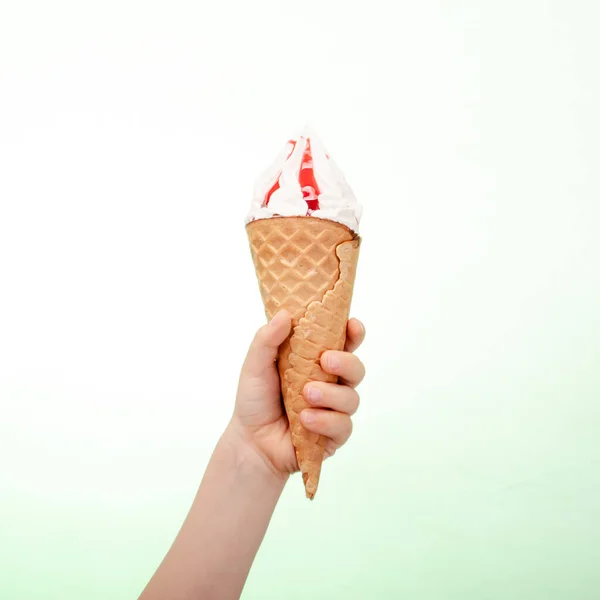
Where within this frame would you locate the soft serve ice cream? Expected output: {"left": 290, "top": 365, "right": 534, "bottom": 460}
{"left": 246, "top": 130, "right": 362, "bottom": 233}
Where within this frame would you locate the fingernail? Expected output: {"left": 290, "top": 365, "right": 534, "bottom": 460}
{"left": 327, "top": 354, "right": 340, "bottom": 372}
{"left": 305, "top": 386, "right": 322, "bottom": 403}
{"left": 302, "top": 410, "right": 316, "bottom": 424}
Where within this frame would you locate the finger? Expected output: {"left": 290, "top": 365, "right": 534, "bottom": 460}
{"left": 303, "top": 381, "right": 360, "bottom": 415}
{"left": 344, "top": 318, "right": 365, "bottom": 353}
{"left": 241, "top": 310, "right": 291, "bottom": 379}
{"left": 300, "top": 409, "right": 353, "bottom": 448}
{"left": 320, "top": 351, "right": 366, "bottom": 388}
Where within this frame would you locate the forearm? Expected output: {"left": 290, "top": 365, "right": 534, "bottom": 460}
{"left": 139, "top": 423, "right": 288, "bottom": 600}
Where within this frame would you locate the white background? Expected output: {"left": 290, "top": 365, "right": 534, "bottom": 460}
{"left": 1, "top": 1, "right": 599, "bottom": 599}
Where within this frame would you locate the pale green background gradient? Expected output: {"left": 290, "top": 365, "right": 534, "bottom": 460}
{"left": 1, "top": 1, "right": 599, "bottom": 599}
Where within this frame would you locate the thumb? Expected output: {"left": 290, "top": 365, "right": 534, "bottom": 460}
{"left": 241, "top": 310, "right": 292, "bottom": 379}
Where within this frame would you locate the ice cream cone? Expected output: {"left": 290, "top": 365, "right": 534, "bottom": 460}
{"left": 246, "top": 216, "right": 360, "bottom": 499}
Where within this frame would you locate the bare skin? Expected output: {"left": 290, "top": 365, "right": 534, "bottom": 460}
{"left": 139, "top": 310, "right": 366, "bottom": 600}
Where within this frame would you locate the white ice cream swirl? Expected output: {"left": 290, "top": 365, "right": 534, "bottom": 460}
{"left": 246, "top": 129, "right": 362, "bottom": 232}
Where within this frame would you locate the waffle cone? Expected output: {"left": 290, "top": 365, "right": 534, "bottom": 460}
{"left": 246, "top": 216, "right": 360, "bottom": 499}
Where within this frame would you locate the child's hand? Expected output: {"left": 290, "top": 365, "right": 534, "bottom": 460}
{"left": 230, "top": 310, "right": 366, "bottom": 480}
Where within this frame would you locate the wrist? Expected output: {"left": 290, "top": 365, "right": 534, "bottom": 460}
{"left": 222, "top": 418, "right": 290, "bottom": 490}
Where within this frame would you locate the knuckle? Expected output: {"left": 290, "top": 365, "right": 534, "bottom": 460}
{"left": 359, "top": 362, "right": 366, "bottom": 381}
{"left": 347, "top": 353, "right": 361, "bottom": 370}
{"left": 339, "top": 387, "right": 359, "bottom": 414}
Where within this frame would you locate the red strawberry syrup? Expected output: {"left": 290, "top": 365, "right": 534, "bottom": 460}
{"left": 263, "top": 137, "right": 321, "bottom": 211}
{"left": 299, "top": 138, "right": 321, "bottom": 211}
